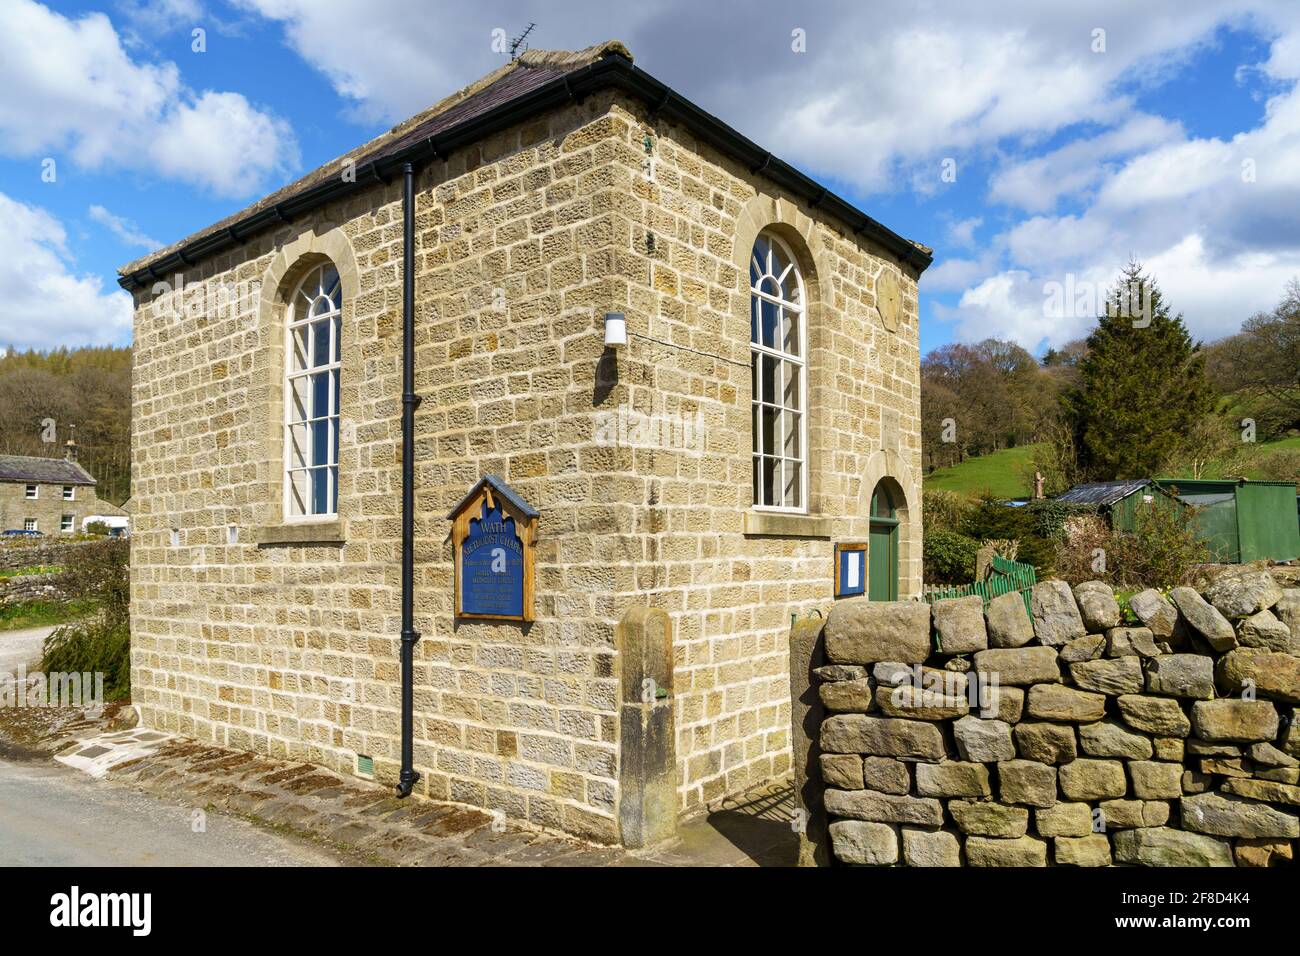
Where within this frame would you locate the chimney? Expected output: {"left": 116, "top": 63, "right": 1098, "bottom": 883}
{"left": 64, "top": 424, "right": 78, "bottom": 463}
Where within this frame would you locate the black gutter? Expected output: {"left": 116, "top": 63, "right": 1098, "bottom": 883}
{"left": 118, "top": 55, "right": 930, "bottom": 292}
{"left": 396, "top": 162, "right": 422, "bottom": 799}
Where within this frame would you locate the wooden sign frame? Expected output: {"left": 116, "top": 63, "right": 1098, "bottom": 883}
{"left": 833, "top": 541, "right": 868, "bottom": 598}
{"left": 447, "top": 476, "right": 538, "bottom": 622}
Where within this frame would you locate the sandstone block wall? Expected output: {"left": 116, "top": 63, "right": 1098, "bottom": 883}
{"left": 590, "top": 99, "right": 923, "bottom": 814}
{"left": 810, "top": 571, "right": 1300, "bottom": 866}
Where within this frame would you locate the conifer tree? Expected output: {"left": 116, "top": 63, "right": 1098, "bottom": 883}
{"left": 1067, "top": 263, "right": 1215, "bottom": 480}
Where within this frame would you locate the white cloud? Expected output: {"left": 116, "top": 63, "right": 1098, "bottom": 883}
{"left": 147, "top": 91, "right": 297, "bottom": 197}
{"left": 231, "top": 1, "right": 1253, "bottom": 190}
{"left": 934, "top": 4, "right": 1300, "bottom": 349}
{"left": 88, "top": 205, "right": 160, "bottom": 251}
{"left": 0, "top": 0, "right": 298, "bottom": 197}
{"left": 989, "top": 115, "right": 1184, "bottom": 212}
{"left": 116, "top": 0, "right": 205, "bottom": 37}
{"left": 0, "top": 193, "right": 133, "bottom": 350}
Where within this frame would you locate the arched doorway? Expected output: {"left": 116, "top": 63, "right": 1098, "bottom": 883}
{"left": 868, "top": 480, "right": 901, "bottom": 601}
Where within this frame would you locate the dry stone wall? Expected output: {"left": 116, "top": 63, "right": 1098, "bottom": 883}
{"left": 812, "top": 570, "right": 1300, "bottom": 866}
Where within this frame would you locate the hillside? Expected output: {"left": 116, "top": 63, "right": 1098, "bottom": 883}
{"left": 922, "top": 444, "right": 1044, "bottom": 499}
{"left": 923, "top": 436, "right": 1299, "bottom": 502}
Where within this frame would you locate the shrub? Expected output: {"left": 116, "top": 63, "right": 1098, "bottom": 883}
{"left": 42, "top": 615, "right": 130, "bottom": 700}
{"left": 922, "top": 489, "right": 970, "bottom": 535}
{"left": 1053, "top": 505, "right": 1209, "bottom": 590}
{"left": 958, "top": 495, "right": 1056, "bottom": 575}
{"left": 57, "top": 538, "right": 129, "bottom": 620}
{"left": 1252, "top": 449, "right": 1300, "bottom": 491}
{"left": 41, "top": 538, "right": 131, "bottom": 700}
{"left": 1022, "top": 497, "right": 1099, "bottom": 543}
{"left": 924, "top": 529, "right": 980, "bottom": 585}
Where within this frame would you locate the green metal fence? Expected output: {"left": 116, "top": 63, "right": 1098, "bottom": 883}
{"left": 923, "top": 555, "right": 1037, "bottom": 616}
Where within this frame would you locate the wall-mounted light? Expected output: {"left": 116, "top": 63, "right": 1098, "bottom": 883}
{"left": 604, "top": 311, "right": 627, "bottom": 348}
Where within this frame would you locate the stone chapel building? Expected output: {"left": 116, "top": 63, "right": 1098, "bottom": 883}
{"left": 121, "top": 41, "right": 931, "bottom": 845}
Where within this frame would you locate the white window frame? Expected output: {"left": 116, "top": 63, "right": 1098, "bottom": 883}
{"left": 750, "top": 232, "right": 808, "bottom": 513}
{"left": 25, "top": 484, "right": 37, "bottom": 500}
{"left": 283, "top": 262, "right": 342, "bottom": 522}
{"left": 24, "top": 518, "right": 37, "bottom": 532}
{"left": 60, "top": 514, "right": 74, "bottom": 533}
{"left": 63, "top": 485, "right": 75, "bottom": 501}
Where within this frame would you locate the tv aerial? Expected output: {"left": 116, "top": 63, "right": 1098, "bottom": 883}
{"left": 510, "top": 23, "right": 536, "bottom": 61}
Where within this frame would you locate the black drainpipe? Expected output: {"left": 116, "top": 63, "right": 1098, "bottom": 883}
{"left": 397, "top": 161, "right": 422, "bottom": 798}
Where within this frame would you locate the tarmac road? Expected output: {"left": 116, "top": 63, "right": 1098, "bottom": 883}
{"left": 0, "top": 755, "right": 345, "bottom": 866}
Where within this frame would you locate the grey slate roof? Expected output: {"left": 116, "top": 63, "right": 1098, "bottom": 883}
{"left": 1054, "top": 479, "right": 1151, "bottom": 507}
{"left": 446, "top": 474, "right": 539, "bottom": 520}
{"left": 0, "top": 454, "right": 96, "bottom": 486}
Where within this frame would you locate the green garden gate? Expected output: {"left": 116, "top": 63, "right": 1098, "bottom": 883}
{"left": 923, "top": 555, "right": 1037, "bottom": 616}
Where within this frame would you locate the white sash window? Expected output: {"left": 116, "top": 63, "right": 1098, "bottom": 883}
{"left": 285, "top": 263, "right": 341, "bottom": 519}
{"left": 750, "top": 233, "right": 807, "bottom": 510}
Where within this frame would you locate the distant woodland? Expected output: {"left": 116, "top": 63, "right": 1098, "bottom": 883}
{"left": 0, "top": 346, "right": 131, "bottom": 505}
{"left": 922, "top": 264, "right": 1300, "bottom": 492}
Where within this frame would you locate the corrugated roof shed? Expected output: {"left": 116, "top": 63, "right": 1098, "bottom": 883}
{"left": 1055, "top": 480, "right": 1152, "bottom": 506}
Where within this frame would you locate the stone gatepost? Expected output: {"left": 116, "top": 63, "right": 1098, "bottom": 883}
{"left": 616, "top": 606, "right": 677, "bottom": 848}
{"left": 790, "top": 615, "right": 831, "bottom": 865}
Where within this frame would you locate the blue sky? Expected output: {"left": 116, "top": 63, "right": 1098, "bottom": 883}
{"left": 4, "top": 0, "right": 1300, "bottom": 356}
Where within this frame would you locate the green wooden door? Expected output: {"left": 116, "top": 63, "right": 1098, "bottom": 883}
{"left": 868, "top": 522, "right": 896, "bottom": 601}
{"left": 868, "top": 480, "right": 901, "bottom": 601}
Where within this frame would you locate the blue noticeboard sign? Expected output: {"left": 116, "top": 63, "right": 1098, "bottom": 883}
{"left": 461, "top": 502, "right": 525, "bottom": 618}
{"left": 448, "top": 475, "right": 539, "bottom": 622}
{"left": 835, "top": 542, "right": 867, "bottom": 598}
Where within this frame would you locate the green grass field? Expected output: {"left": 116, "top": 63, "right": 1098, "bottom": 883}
{"left": 924, "top": 435, "right": 1298, "bottom": 501}
{"left": 1202, "top": 435, "right": 1300, "bottom": 481}
{"left": 923, "top": 444, "right": 1045, "bottom": 499}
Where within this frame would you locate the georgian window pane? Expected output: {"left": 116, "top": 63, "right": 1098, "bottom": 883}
{"left": 288, "top": 423, "right": 311, "bottom": 470}
{"left": 760, "top": 298, "right": 778, "bottom": 348}
{"left": 289, "top": 376, "right": 310, "bottom": 422}
{"left": 783, "top": 411, "right": 801, "bottom": 458}
{"left": 782, "top": 362, "right": 800, "bottom": 407}
{"left": 761, "top": 405, "right": 777, "bottom": 457}
{"left": 312, "top": 371, "right": 330, "bottom": 418}
{"left": 312, "top": 321, "right": 331, "bottom": 367}
{"left": 761, "top": 354, "right": 777, "bottom": 404}
{"left": 784, "top": 461, "right": 802, "bottom": 509}
{"left": 761, "top": 457, "right": 778, "bottom": 506}
{"left": 311, "top": 467, "right": 330, "bottom": 515}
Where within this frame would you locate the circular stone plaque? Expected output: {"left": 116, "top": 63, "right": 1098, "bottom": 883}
{"left": 876, "top": 270, "right": 901, "bottom": 332}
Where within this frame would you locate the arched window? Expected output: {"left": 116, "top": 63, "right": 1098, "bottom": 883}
{"left": 285, "top": 262, "right": 341, "bottom": 518}
{"left": 750, "top": 232, "right": 806, "bottom": 510}
{"left": 870, "top": 481, "right": 898, "bottom": 520}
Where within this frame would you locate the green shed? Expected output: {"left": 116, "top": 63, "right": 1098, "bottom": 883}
{"left": 1154, "top": 478, "right": 1300, "bottom": 564}
{"left": 1054, "top": 479, "right": 1185, "bottom": 530}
